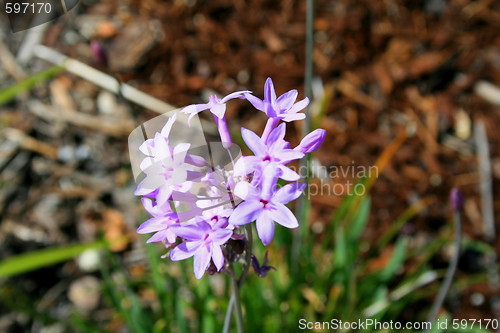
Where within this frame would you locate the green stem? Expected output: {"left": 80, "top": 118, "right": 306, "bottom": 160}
{"left": 221, "top": 225, "right": 253, "bottom": 333}
{"left": 425, "top": 210, "right": 462, "bottom": 329}
{"left": 293, "top": 0, "right": 315, "bottom": 273}
{"left": 231, "top": 273, "right": 244, "bottom": 333}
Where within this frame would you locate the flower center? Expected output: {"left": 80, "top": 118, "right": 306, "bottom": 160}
{"left": 262, "top": 155, "right": 271, "bottom": 162}
{"left": 260, "top": 199, "right": 269, "bottom": 208}
{"left": 161, "top": 165, "right": 174, "bottom": 178}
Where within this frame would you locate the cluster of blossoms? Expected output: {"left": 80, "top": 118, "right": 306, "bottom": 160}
{"left": 134, "top": 78, "right": 325, "bottom": 279}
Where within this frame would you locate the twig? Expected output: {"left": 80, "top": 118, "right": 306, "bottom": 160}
{"left": 34, "top": 44, "right": 176, "bottom": 114}
{"left": 474, "top": 121, "right": 500, "bottom": 332}
{"left": 2, "top": 128, "right": 58, "bottom": 159}
{"left": 17, "top": 23, "right": 49, "bottom": 65}
{"left": 474, "top": 121, "right": 495, "bottom": 240}
{"left": 27, "top": 100, "right": 135, "bottom": 137}
{"left": 0, "top": 32, "right": 27, "bottom": 80}
{"left": 474, "top": 81, "right": 500, "bottom": 106}
{"left": 33, "top": 45, "right": 216, "bottom": 134}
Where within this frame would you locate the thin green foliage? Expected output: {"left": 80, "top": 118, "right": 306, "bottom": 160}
{"left": 0, "top": 65, "right": 63, "bottom": 105}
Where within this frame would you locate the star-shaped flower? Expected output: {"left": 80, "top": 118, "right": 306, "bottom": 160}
{"left": 170, "top": 220, "right": 233, "bottom": 279}
{"left": 234, "top": 125, "right": 304, "bottom": 181}
{"left": 182, "top": 90, "right": 250, "bottom": 125}
{"left": 136, "top": 198, "right": 179, "bottom": 244}
{"left": 229, "top": 171, "right": 305, "bottom": 245}
{"left": 245, "top": 78, "right": 309, "bottom": 122}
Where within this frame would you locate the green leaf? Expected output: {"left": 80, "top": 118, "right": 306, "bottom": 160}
{"left": 333, "top": 226, "right": 347, "bottom": 269}
{"left": 380, "top": 237, "right": 407, "bottom": 282}
{"left": 0, "top": 65, "right": 63, "bottom": 105}
{"left": 348, "top": 196, "right": 371, "bottom": 241}
{"left": 0, "top": 240, "right": 108, "bottom": 278}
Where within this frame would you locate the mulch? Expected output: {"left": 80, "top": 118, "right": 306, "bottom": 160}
{"left": 1, "top": 0, "right": 500, "bottom": 330}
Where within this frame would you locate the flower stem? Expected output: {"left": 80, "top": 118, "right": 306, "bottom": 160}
{"left": 231, "top": 272, "right": 244, "bottom": 333}
{"left": 425, "top": 210, "right": 462, "bottom": 329}
{"left": 221, "top": 225, "right": 253, "bottom": 333}
{"left": 261, "top": 117, "right": 279, "bottom": 144}
{"left": 214, "top": 115, "right": 232, "bottom": 149}
{"left": 293, "top": 0, "right": 315, "bottom": 274}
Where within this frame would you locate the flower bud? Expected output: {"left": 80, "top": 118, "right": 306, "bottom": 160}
{"left": 90, "top": 40, "right": 108, "bottom": 68}
{"left": 295, "top": 129, "right": 326, "bottom": 154}
{"left": 450, "top": 188, "right": 464, "bottom": 212}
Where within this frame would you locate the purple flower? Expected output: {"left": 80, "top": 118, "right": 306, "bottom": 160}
{"left": 135, "top": 136, "right": 192, "bottom": 205}
{"left": 228, "top": 172, "right": 306, "bottom": 245}
{"left": 181, "top": 90, "right": 250, "bottom": 124}
{"left": 234, "top": 125, "right": 303, "bottom": 181}
{"left": 294, "top": 128, "right": 326, "bottom": 154}
{"left": 136, "top": 198, "right": 179, "bottom": 244}
{"left": 245, "top": 78, "right": 309, "bottom": 122}
{"left": 170, "top": 220, "right": 233, "bottom": 279}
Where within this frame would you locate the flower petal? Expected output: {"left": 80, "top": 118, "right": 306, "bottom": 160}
{"left": 269, "top": 203, "right": 299, "bottom": 228}
{"left": 210, "top": 103, "right": 226, "bottom": 119}
{"left": 280, "top": 113, "right": 306, "bottom": 122}
{"left": 256, "top": 213, "right": 275, "bottom": 246}
{"left": 228, "top": 200, "right": 262, "bottom": 225}
{"left": 276, "top": 89, "right": 298, "bottom": 111}
{"left": 266, "top": 123, "right": 286, "bottom": 146}
{"left": 160, "top": 113, "right": 177, "bottom": 138}
{"left": 221, "top": 90, "right": 251, "bottom": 103}
{"left": 137, "top": 217, "right": 168, "bottom": 234}
{"left": 172, "top": 225, "right": 205, "bottom": 240}
{"left": 212, "top": 228, "right": 233, "bottom": 245}
{"left": 134, "top": 174, "right": 163, "bottom": 195}
{"left": 289, "top": 97, "right": 309, "bottom": 113}
{"left": 233, "top": 181, "right": 259, "bottom": 200}
{"left": 264, "top": 78, "right": 276, "bottom": 104}
{"left": 241, "top": 128, "right": 267, "bottom": 156}
{"left": 273, "top": 182, "right": 306, "bottom": 203}
{"left": 193, "top": 245, "right": 211, "bottom": 279}
{"left": 211, "top": 244, "right": 224, "bottom": 271}
{"left": 170, "top": 241, "right": 201, "bottom": 261}
{"left": 244, "top": 93, "right": 265, "bottom": 111}
{"left": 276, "top": 165, "right": 300, "bottom": 181}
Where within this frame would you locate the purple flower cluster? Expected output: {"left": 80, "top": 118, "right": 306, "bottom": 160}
{"left": 134, "top": 78, "right": 325, "bottom": 279}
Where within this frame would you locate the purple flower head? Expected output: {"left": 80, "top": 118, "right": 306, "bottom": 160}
{"left": 170, "top": 220, "right": 233, "bottom": 279}
{"left": 245, "top": 78, "right": 309, "bottom": 122}
{"left": 181, "top": 90, "right": 250, "bottom": 125}
{"left": 136, "top": 198, "right": 179, "bottom": 244}
{"left": 229, "top": 169, "right": 306, "bottom": 246}
{"left": 132, "top": 79, "right": 326, "bottom": 280}
{"left": 294, "top": 128, "right": 326, "bottom": 154}
{"left": 234, "top": 126, "right": 303, "bottom": 182}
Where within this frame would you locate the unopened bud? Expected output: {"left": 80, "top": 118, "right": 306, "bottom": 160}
{"left": 450, "top": 188, "right": 464, "bottom": 212}
{"left": 295, "top": 128, "right": 326, "bottom": 154}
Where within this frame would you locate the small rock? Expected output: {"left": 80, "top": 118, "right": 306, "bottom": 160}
{"left": 68, "top": 276, "right": 101, "bottom": 312}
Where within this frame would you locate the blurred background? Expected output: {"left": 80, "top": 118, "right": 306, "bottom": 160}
{"left": 0, "top": 0, "right": 499, "bottom": 332}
